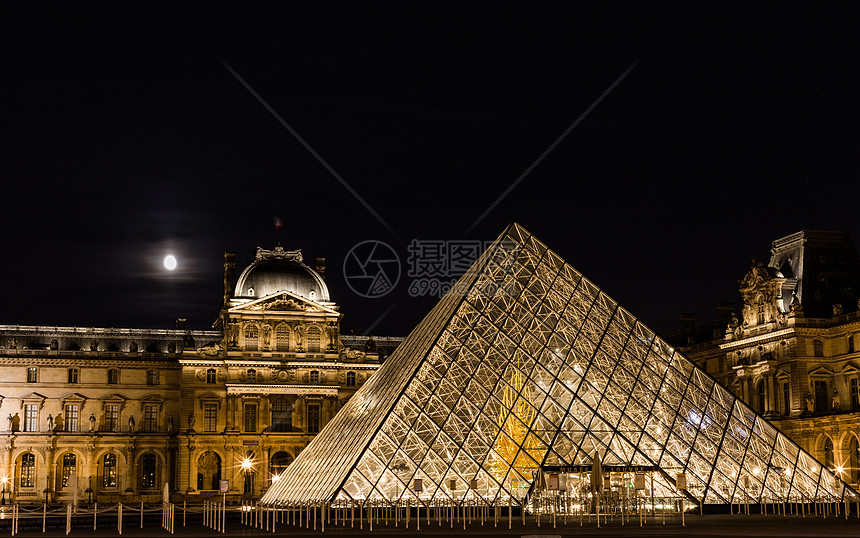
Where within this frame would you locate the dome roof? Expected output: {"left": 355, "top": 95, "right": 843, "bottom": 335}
{"left": 234, "top": 247, "right": 329, "bottom": 302}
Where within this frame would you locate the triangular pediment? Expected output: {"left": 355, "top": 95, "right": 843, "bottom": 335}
{"left": 59, "top": 392, "right": 88, "bottom": 402}
{"left": 20, "top": 392, "right": 47, "bottom": 401}
{"left": 101, "top": 393, "right": 128, "bottom": 402}
{"left": 809, "top": 366, "right": 835, "bottom": 377}
{"left": 261, "top": 223, "right": 857, "bottom": 506}
{"left": 841, "top": 362, "right": 860, "bottom": 376}
{"left": 140, "top": 394, "right": 166, "bottom": 403}
{"left": 229, "top": 291, "right": 337, "bottom": 315}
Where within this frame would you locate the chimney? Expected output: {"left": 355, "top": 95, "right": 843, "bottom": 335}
{"left": 223, "top": 251, "right": 236, "bottom": 305}
{"left": 680, "top": 313, "right": 696, "bottom": 333}
{"left": 315, "top": 257, "right": 326, "bottom": 279}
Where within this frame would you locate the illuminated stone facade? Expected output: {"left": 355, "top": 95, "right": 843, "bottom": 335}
{"left": 671, "top": 230, "right": 860, "bottom": 489}
{"left": 0, "top": 246, "right": 401, "bottom": 504}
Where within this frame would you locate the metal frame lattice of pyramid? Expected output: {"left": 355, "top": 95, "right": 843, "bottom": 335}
{"left": 262, "top": 223, "right": 858, "bottom": 506}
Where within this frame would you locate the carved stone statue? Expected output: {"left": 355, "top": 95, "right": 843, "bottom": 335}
{"left": 167, "top": 415, "right": 174, "bottom": 432}
{"left": 46, "top": 414, "right": 53, "bottom": 432}
{"left": 89, "top": 413, "right": 96, "bottom": 432}
{"left": 8, "top": 338, "right": 16, "bottom": 349}
{"left": 833, "top": 304, "right": 844, "bottom": 317}
{"left": 805, "top": 393, "right": 814, "bottom": 413}
{"left": 790, "top": 291, "right": 803, "bottom": 316}
{"left": 226, "top": 323, "right": 239, "bottom": 349}
{"left": 295, "top": 325, "right": 305, "bottom": 350}
{"left": 50, "top": 339, "right": 58, "bottom": 350}
{"left": 262, "top": 325, "right": 272, "bottom": 349}
{"left": 6, "top": 414, "right": 12, "bottom": 431}
{"left": 129, "top": 341, "right": 138, "bottom": 352}
{"left": 187, "top": 413, "right": 194, "bottom": 430}
{"left": 832, "top": 391, "right": 841, "bottom": 410}
{"left": 90, "top": 340, "right": 99, "bottom": 351}
{"left": 128, "top": 415, "right": 135, "bottom": 433}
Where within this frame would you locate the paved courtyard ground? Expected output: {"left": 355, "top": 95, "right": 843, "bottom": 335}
{"left": 0, "top": 511, "right": 858, "bottom": 537}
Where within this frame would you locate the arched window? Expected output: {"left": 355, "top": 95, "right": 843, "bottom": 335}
{"left": 269, "top": 451, "right": 293, "bottom": 481}
{"left": 309, "top": 370, "right": 320, "bottom": 384}
{"left": 247, "top": 369, "right": 257, "bottom": 384}
{"left": 346, "top": 371, "right": 356, "bottom": 387}
{"left": 206, "top": 368, "right": 216, "bottom": 384}
{"left": 20, "top": 453, "right": 35, "bottom": 488}
{"left": 309, "top": 290, "right": 316, "bottom": 301}
{"left": 245, "top": 325, "right": 259, "bottom": 351}
{"left": 307, "top": 326, "right": 321, "bottom": 353}
{"left": 62, "top": 453, "right": 76, "bottom": 487}
{"left": 103, "top": 453, "right": 117, "bottom": 488}
{"left": 824, "top": 436, "right": 835, "bottom": 470}
{"left": 849, "top": 436, "right": 860, "bottom": 484}
{"left": 140, "top": 453, "right": 156, "bottom": 489}
{"left": 243, "top": 450, "right": 255, "bottom": 494}
{"left": 814, "top": 340, "right": 824, "bottom": 357}
{"left": 196, "top": 451, "right": 221, "bottom": 491}
{"left": 270, "top": 398, "right": 291, "bottom": 432}
{"left": 275, "top": 325, "right": 290, "bottom": 351}
{"left": 757, "top": 380, "right": 767, "bottom": 414}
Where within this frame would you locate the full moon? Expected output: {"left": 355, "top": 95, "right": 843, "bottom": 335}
{"left": 163, "top": 255, "right": 177, "bottom": 271}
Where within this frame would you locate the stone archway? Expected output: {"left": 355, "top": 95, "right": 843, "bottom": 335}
{"left": 196, "top": 451, "right": 221, "bottom": 491}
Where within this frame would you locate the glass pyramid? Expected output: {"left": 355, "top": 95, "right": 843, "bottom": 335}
{"left": 262, "top": 223, "right": 858, "bottom": 505}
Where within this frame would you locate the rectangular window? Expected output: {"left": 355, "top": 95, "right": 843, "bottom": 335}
{"left": 204, "top": 403, "right": 218, "bottom": 432}
{"left": 270, "top": 398, "right": 291, "bottom": 432}
{"left": 308, "top": 404, "right": 320, "bottom": 433}
{"left": 851, "top": 378, "right": 859, "bottom": 410}
{"left": 143, "top": 405, "right": 158, "bottom": 432}
{"left": 65, "top": 404, "right": 79, "bottom": 432}
{"left": 103, "top": 454, "right": 117, "bottom": 488}
{"left": 24, "top": 404, "right": 38, "bottom": 432}
{"left": 27, "top": 368, "right": 37, "bottom": 383}
{"left": 244, "top": 403, "right": 257, "bottom": 433}
{"left": 20, "top": 454, "right": 34, "bottom": 488}
{"left": 105, "top": 405, "right": 119, "bottom": 432}
{"left": 814, "top": 380, "right": 828, "bottom": 412}
{"left": 108, "top": 369, "right": 119, "bottom": 384}
{"left": 782, "top": 382, "right": 790, "bottom": 416}
{"left": 68, "top": 368, "right": 79, "bottom": 384}
{"left": 146, "top": 370, "right": 158, "bottom": 386}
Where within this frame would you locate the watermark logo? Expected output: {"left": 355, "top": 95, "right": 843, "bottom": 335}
{"left": 343, "top": 240, "right": 401, "bottom": 298}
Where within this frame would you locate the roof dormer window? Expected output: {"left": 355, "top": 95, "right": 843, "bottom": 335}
{"left": 248, "top": 287, "right": 255, "bottom": 297}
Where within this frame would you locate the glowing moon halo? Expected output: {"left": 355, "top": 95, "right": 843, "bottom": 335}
{"left": 163, "top": 255, "right": 178, "bottom": 271}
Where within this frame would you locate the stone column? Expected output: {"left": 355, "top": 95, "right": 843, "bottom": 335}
{"left": 186, "top": 443, "right": 196, "bottom": 493}
{"left": 261, "top": 396, "right": 270, "bottom": 431}
{"left": 767, "top": 373, "right": 776, "bottom": 415}
{"left": 741, "top": 376, "right": 750, "bottom": 404}
{"left": 46, "top": 440, "right": 56, "bottom": 502}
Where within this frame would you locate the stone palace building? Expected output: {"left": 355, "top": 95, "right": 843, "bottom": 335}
{"left": 668, "top": 230, "right": 860, "bottom": 489}
{"left": 0, "top": 246, "right": 401, "bottom": 504}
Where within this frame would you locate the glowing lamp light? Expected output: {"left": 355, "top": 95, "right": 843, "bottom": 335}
{"left": 163, "top": 255, "right": 177, "bottom": 270}
{"left": 836, "top": 466, "right": 845, "bottom": 474}
{"left": 753, "top": 468, "right": 760, "bottom": 476}
{"left": 240, "top": 457, "right": 253, "bottom": 471}
{"left": 0, "top": 476, "right": 8, "bottom": 485}
{"left": 271, "top": 474, "right": 280, "bottom": 482}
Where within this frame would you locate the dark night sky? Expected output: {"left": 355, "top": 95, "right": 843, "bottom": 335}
{"left": 3, "top": 5, "right": 859, "bottom": 337}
